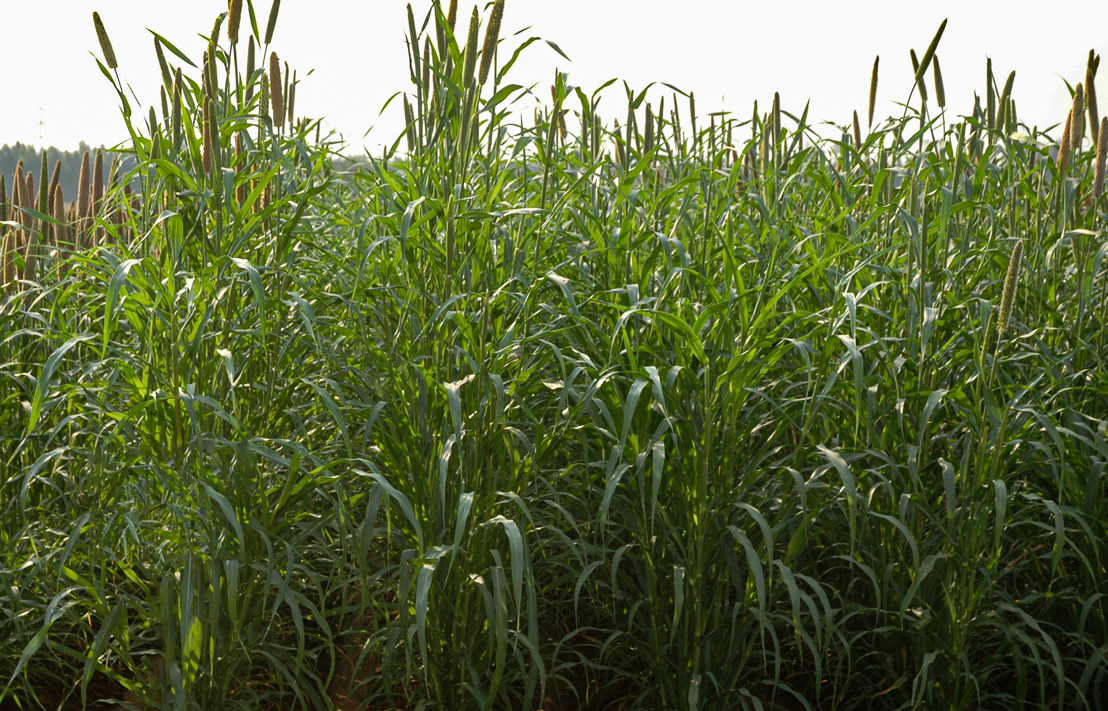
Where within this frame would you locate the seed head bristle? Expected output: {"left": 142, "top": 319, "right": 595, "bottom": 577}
{"left": 447, "top": 0, "right": 458, "bottom": 30}
{"left": 852, "top": 110, "right": 862, "bottom": 150}
{"left": 93, "top": 150, "right": 105, "bottom": 214}
{"left": 93, "top": 12, "right": 118, "bottom": 69}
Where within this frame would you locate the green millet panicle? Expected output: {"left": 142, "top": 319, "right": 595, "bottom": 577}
{"left": 264, "top": 0, "right": 281, "bottom": 44}
{"left": 479, "top": 0, "right": 505, "bottom": 85}
{"left": 1094, "top": 117, "right": 1108, "bottom": 198}
{"left": 462, "top": 7, "right": 479, "bottom": 89}
{"left": 998, "top": 240, "right": 1022, "bottom": 338}
{"left": 1057, "top": 108, "right": 1073, "bottom": 172}
{"left": 93, "top": 12, "right": 118, "bottom": 69}
{"left": 868, "top": 55, "right": 879, "bottom": 128}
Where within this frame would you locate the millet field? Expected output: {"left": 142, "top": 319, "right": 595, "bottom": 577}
{"left": 1, "top": 2, "right": 1107, "bottom": 710}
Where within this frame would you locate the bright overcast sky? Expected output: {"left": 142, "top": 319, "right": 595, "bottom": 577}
{"left": 4, "top": 1, "right": 1108, "bottom": 154}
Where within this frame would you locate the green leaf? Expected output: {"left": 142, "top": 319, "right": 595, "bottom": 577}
{"left": 27, "top": 336, "right": 94, "bottom": 434}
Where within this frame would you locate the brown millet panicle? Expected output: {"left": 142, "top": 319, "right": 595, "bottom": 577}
{"left": 93, "top": 150, "right": 105, "bottom": 214}
{"left": 12, "top": 161, "right": 25, "bottom": 230}
{"left": 1071, "top": 84, "right": 1085, "bottom": 153}
{"left": 246, "top": 38, "right": 257, "bottom": 102}
{"left": 48, "top": 160, "right": 61, "bottom": 214}
{"left": 269, "top": 52, "right": 284, "bottom": 130}
{"left": 37, "top": 151, "right": 49, "bottom": 217}
{"left": 23, "top": 173, "right": 35, "bottom": 230}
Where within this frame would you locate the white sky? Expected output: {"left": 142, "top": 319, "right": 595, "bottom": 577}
{"left": 4, "top": 1, "right": 1108, "bottom": 154}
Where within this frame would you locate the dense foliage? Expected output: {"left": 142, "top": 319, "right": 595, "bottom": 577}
{"left": 1, "top": 2, "right": 1106, "bottom": 709}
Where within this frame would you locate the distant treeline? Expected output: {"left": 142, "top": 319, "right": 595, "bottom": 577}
{"left": 0, "top": 142, "right": 136, "bottom": 207}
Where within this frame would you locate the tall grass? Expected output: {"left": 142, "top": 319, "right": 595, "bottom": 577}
{"left": 1, "top": 3, "right": 1106, "bottom": 710}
